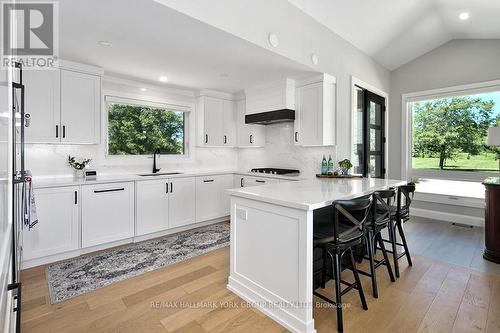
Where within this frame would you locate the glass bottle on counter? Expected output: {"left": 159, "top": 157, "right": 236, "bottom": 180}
{"left": 321, "top": 155, "right": 328, "bottom": 175}
{"left": 327, "top": 155, "right": 334, "bottom": 174}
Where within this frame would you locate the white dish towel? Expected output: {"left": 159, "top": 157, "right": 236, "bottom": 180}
{"left": 24, "top": 170, "right": 38, "bottom": 229}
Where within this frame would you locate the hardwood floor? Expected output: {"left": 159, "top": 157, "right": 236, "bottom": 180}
{"left": 21, "top": 242, "right": 500, "bottom": 333}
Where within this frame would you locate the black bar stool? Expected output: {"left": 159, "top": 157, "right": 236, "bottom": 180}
{"left": 313, "top": 196, "right": 371, "bottom": 333}
{"left": 356, "top": 190, "right": 396, "bottom": 298}
{"left": 383, "top": 183, "right": 416, "bottom": 278}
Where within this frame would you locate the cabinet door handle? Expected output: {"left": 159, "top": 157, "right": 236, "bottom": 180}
{"left": 55, "top": 125, "right": 59, "bottom": 138}
{"left": 74, "top": 191, "right": 78, "bottom": 204}
{"left": 203, "top": 179, "right": 214, "bottom": 183}
{"left": 205, "top": 134, "right": 208, "bottom": 144}
{"left": 256, "top": 180, "right": 266, "bottom": 183}
{"left": 249, "top": 135, "right": 253, "bottom": 144}
{"left": 170, "top": 182, "right": 173, "bottom": 193}
{"left": 294, "top": 131, "right": 298, "bottom": 142}
{"left": 224, "top": 135, "right": 227, "bottom": 144}
{"left": 94, "top": 188, "right": 124, "bottom": 193}
{"left": 62, "top": 125, "right": 66, "bottom": 138}
{"left": 166, "top": 182, "right": 169, "bottom": 193}
{"left": 240, "top": 178, "right": 243, "bottom": 187}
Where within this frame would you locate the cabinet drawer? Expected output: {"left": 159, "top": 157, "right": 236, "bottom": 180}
{"left": 195, "top": 174, "right": 233, "bottom": 222}
{"left": 81, "top": 182, "right": 134, "bottom": 248}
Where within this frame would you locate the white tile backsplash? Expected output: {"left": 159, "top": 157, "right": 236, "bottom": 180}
{"left": 237, "top": 123, "right": 337, "bottom": 178}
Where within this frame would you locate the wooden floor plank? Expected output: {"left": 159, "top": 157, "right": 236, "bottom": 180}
{"left": 20, "top": 245, "right": 500, "bottom": 333}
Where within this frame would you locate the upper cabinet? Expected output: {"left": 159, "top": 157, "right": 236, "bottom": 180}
{"left": 236, "top": 99, "right": 265, "bottom": 147}
{"left": 60, "top": 69, "right": 101, "bottom": 144}
{"left": 294, "top": 74, "right": 336, "bottom": 146}
{"left": 23, "top": 60, "right": 102, "bottom": 144}
{"left": 197, "top": 92, "right": 236, "bottom": 147}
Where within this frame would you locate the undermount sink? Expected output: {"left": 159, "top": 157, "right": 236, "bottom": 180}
{"left": 138, "top": 172, "right": 182, "bottom": 177}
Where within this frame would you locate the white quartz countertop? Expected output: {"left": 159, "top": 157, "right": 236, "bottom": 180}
{"left": 33, "top": 170, "right": 304, "bottom": 188}
{"left": 228, "top": 177, "right": 407, "bottom": 210}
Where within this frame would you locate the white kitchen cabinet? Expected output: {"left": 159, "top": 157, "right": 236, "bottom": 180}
{"left": 136, "top": 177, "right": 196, "bottom": 235}
{"left": 236, "top": 99, "right": 265, "bottom": 147}
{"left": 24, "top": 69, "right": 61, "bottom": 143}
{"left": 294, "top": 74, "right": 336, "bottom": 146}
{"left": 234, "top": 175, "right": 280, "bottom": 188}
{"left": 195, "top": 174, "right": 234, "bottom": 222}
{"left": 136, "top": 179, "right": 169, "bottom": 236}
{"left": 197, "top": 95, "right": 236, "bottom": 147}
{"left": 82, "top": 182, "right": 134, "bottom": 248}
{"left": 169, "top": 177, "right": 196, "bottom": 228}
{"left": 23, "top": 186, "right": 79, "bottom": 261}
{"left": 60, "top": 69, "right": 101, "bottom": 144}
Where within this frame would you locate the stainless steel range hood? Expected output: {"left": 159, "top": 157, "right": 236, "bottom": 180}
{"left": 245, "top": 109, "right": 295, "bottom": 125}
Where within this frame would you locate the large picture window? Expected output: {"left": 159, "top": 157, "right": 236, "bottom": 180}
{"left": 107, "top": 98, "right": 186, "bottom": 156}
{"left": 406, "top": 88, "right": 500, "bottom": 176}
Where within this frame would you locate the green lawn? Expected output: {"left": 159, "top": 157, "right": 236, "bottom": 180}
{"left": 412, "top": 152, "right": 499, "bottom": 172}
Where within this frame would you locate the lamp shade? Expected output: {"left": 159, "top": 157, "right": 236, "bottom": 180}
{"left": 488, "top": 127, "right": 500, "bottom": 146}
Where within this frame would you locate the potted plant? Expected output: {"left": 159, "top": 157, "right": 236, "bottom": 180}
{"left": 68, "top": 155, "right": 91, "bottom": 178}
{"left": 338, "top": 159, "right": 353, "bottom": 176}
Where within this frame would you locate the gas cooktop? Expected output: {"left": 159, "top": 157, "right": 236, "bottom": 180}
{"left": 250, "top": 168, "right": 300, "bottom": 175}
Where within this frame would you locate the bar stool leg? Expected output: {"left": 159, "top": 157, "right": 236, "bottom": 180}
{"left": 321, "top": 247, "right": 327, "bottom": 289}
{"left": 389, "top": 218, "right": 400, "bottom": 278}
{"left": 377, "top": 233, "right": 395, "bottom": 282}
{"left": 330, "top": 250, "right": 343, "bottom": 333}
{"left": 397, "top": 221, "right": 413, "bottom": 266}
{"left": 366, "top": 233, "right": 378, "bottom": 298}
{"left": 349, "top": 249, "right": 368, "bottom": 310}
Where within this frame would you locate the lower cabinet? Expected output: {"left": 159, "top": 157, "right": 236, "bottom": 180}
{"left": 23, "top": 186, "right": 79, "bottom": 261}
{"left": 196, "top": 174, "right": 234, "bottom": 222}
{"left": 234, "top": 175, "right": 280, "bottom": 188}
{"left": 81, "top": 182, "right": 135, "bottom": 248}
{"left": 136, "top": 177, "right": 196, "bottom": 236}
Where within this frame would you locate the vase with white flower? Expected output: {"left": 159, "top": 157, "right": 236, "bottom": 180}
{"left": 68, "top": 155, "right": 91, "bottom": 178}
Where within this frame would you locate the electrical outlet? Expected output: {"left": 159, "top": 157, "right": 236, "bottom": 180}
{"left": 236, "top": 208, "right": 247, "bottom": 220}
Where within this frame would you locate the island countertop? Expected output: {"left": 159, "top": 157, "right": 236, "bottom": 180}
{"left": 228, "top": 177, "right": 407, "bottom": 210}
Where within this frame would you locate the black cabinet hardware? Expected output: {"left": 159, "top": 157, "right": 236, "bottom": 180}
{"left": 170, "top": 182, "right": 173, "bottom": 193}
{"left": 55, "top": 125, "right": 59, "bottom": 138}
{"left": 74, "top": 191, "right": 78, "bottom": 204}
{"left": 256, "top": 180, "right": 266, "bottom": 183}
{"left": 205, "top": 134, "right": 208, "bottom": 144}
{"left": 224, "top": 135, "right": 227, "bottom": 144}
{"left": 94, "top": 188, "right": 124, "bottom": 193}
{"left": 294, "top": 131, "right": 298, "bottom": 142}
{"left": 249, "top": 135, "right": 253, "bottom": 144}
{"left": 62, "top": 125, "right": 66, "bottom": 138}
{"left": 240, "top": 177, "right": 243, "bottom": 187}
{"left": 203, "top": 179, "right": 214, "bottom": 183}
{"left": 166, "top": 183, "right": 169, "bottom": 193}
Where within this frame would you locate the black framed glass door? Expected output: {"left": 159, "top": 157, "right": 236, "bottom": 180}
{"left": 352, "top": 87, "right": 386, "bottom": 178}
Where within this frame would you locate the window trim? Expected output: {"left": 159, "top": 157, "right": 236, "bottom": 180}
{"left": 401, "top": 79, "right": 500, "bottom": 182}
{"left": 102, "top": 94, "right": 192, "bottom": 161}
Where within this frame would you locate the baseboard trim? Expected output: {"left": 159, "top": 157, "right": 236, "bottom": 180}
{"left": 227, "top": 277, "right": 316, "bottom": 333}
{"left": 411, "top": 207, "right": 484, "bottom": 227}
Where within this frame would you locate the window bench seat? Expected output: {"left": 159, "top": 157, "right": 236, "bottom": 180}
{"left": 412, "top": 179, "right": 485, "bottom": 226}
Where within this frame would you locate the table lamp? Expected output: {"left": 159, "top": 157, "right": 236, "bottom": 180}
{"left": 488, "top": 127, "right": 500, "bottom": 175}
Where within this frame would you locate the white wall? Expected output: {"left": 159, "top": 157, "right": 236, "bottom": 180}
{"left": 26, "top": 78, "right": 238, "bottom": 177}
{"left": 155, "top": 0, "right": 391, "bottom": 162}
{"left": 389, "top": 39, "right": 500, "bottom": 179}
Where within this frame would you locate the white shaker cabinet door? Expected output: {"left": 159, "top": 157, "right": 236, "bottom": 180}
{"left": 203, "top": 97, "right": 224, "bottom": 146}
{"left": 23, "top": 69, "right": 61, "bottom": 143}
{"left": 168, "top": 177, "right": 196, "bottom": 228}
{"left": 81, "top": 182, "right": 134, "bottom": 248}
{"left": 218, "top": 174, "right": 235, "bottom": 216}
{"left": 136, "top": 180, "right": 169, "bottom": 236}
{"left": 23, "top": 186, "right": 79, "bottom": 260}
{"left": 60, "top": 69, "right": 101, "bottom": 144}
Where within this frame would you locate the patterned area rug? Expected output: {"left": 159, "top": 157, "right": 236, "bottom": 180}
{"left": 46, "top": 222, "right": 230, "bottom": 304}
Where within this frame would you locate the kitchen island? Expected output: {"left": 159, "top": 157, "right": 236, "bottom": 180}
{"left": 227, "top": 177, "right": 406, "bottom": 333}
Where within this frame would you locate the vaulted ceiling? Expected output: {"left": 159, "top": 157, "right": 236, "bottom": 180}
{"left": 288, "top": 0, "right": 500, "bottom": 70}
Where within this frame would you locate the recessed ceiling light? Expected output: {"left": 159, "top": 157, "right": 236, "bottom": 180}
{"left": 140, "top": 88, "right": 147, "bottom": 92}
{"left": 97, "top": 40, "right": 112, "bottom": 47}
{"left": 459, "top": 12, "right": 470, "bottom": 20}
{"left": 311, "top": 53, "right": 319, "bottom": 65}
{"left": 268, "top": 33, "right": 279, "bottom": 48}
{"left": 159, "top": 76, "right": 168, "bottom": 83}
